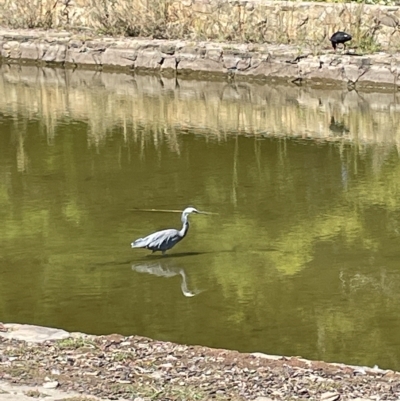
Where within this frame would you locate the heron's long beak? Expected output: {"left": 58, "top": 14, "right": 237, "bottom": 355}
{"left": 197, "top": 210, "right": 218, "bottom": 215}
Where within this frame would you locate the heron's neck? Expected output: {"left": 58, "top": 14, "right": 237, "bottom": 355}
{"left": 179, "top": 214, "right": 190, "bottom": 237}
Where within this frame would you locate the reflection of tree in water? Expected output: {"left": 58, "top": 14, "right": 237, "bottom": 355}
{"left": 5, "top": 65, "right": 400, "bottom": 149}
{"left": 131, "top": 261, "right": 203, "bottom": 298}
{"left": 314, "top": 266, "right": 400, "bottom": 369}
{"left": 339, "top": 268, "right": 400, "bottom": 299}
{"left": 329, "top": 116, "right": 349, "bottom": 136}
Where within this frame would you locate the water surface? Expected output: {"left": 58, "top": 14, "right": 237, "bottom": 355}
{"left": 1, "top": 65, "right": 400, "bottom": 370}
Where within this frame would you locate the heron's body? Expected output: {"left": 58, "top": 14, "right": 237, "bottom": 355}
{"left": 131, "top": 207, "right": 200, "bottom": 255}
{"left": 330, "top": 31, "right": 352, "bottom": 51}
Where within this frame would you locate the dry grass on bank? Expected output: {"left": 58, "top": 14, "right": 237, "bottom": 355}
{"left": 0, "top": 0, "right": 276, "bottom": 43}
{"left": 87, "top": 0, "right": 193, "bottom": 39}
{"left": 0, "top": 0, "right": 193, "bottom": 38}
{"left": 0, "top": 0, "right": 382, "bottom": 52}
{"left": 0, "top": 0, "right": 61, "bottom": 29}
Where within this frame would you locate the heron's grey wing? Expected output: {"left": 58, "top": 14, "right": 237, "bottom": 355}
{"left": 146, "top": 229, "right": 181, "bottom": 250}
{"left": 131, "top": 229, "right": 180, "bottom": 249}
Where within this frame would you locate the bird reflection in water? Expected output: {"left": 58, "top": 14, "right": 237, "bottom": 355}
{"left": 131, "top": 261, "right": 204, "bottom": 298}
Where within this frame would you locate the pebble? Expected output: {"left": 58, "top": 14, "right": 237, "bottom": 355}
{"left": 253, "top": 398, "right": 274, "bottom": 401}
{"left": 321, "top": 392, "right": 340, "bottom": 401}
{"left": 42, "top": 381, "right": 59, "bottom": 389}
{"left": 354, "top": 368, "right": 367, "bottom": 375}
{"left": 353, "top": 398, "right": 374, "bottom": 401}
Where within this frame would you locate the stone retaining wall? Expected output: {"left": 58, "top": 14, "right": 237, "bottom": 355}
{"left": 1, "top": 27, "right": 400, "bottom": 89}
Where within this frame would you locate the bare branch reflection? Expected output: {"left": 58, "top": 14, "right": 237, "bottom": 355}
{"left": 131, "top": 261, "right": 204, "bottom": 298}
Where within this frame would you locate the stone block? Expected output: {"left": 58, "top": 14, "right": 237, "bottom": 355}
{"left": 307, "top": 65, "right": 345, "bottom": 83}
{"left": 160, "top": 44, "right": 176, "bottom": 55}
{"left": 2, "top": 40, "right": 20, "bottom": 59}
{"left": 223, "top": 54, "right": 240, "bottom": 69}
{"left": 358, "top": 65, "right": 394, "bottom": 85}
{"left": 133, "top": 40, "right": 160, "bottom": 51}
{"left": 102, "top": 48, "right": 137, "bottom": 68}
{"left": 42, "top": 44, "right": 67, "bottom": 63}
{"left": 250, "top": 57, "right": 263, "bottom": 69}
{"left": 161, "top": 56, "right": 177, "bottom": 71}
{"left": 242, "top": 60, "right": 298, "bottom": 79}
{"left": 206, "top": 48, "right": 222, "bottom": 62}
{"left": 343, "top": 65, "right": 367, "bottom": 83}
{"left": 349, "top": 57, "right": 373, "bottom": 67}
{"left": 177, "top": 58, "right": 225, "bottom": 74}
{"left": 2, "top": 40, "right": 18, "bottom": 50}
{"left": 298, "top": 58, "right": 322, "bottom": 76}
{"left": 9, "top": 46, "right": 21, "bottom": 60}
{"left": 178, "top": 45, "right": 206, "bottom": 59}
{"left": 135, "top": 50, "right": 163, "bottom": 70}
{"left": 65, "top": 47, "right": 102, "bottom": 66}
{"left": 379, "top": 14, "right": 399, "bottom": 27}
{"left": 20, "top": 42, "right": 47, "bottom": 60}
{"left": 237, "top": 58, "right": 251, "bottom": 71}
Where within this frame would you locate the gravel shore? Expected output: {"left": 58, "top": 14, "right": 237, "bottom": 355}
{"left": 0, "top": 323, "right": 399, "bottom": 401}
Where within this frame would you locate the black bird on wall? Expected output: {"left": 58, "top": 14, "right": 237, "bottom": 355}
{"left": 330, "top": 31, "right": 352, "bottom": 51}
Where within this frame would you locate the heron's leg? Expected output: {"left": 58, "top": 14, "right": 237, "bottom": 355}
{"left": 162, "top": 250, "right": 166, "bottom": 256}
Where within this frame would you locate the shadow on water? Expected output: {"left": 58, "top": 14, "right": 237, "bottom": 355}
{"left": 144, "top": 251, "right": 205, "bottom": 259}
{"left": 94, "top": 247, "right": 278, "bottom": 269}
{"left": 93, "top": 252, "right": 209, "bottom": 268}
{"left": 131, "top": 260, "right": 204, "bottom": 298}
{"left": 141, "top": 247, "right": 279, "bottom": 258}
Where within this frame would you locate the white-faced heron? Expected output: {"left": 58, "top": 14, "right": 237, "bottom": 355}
{"left": 131, "top": 207, "right": 207, "bottom": 255}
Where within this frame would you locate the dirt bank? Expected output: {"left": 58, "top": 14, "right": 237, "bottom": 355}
{"left": 0, "top": 323, "right": 399, "bottom": 400}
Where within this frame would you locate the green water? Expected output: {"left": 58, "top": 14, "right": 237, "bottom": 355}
{"left": 1, "top": 66, "right": 400, "bottom": 371}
